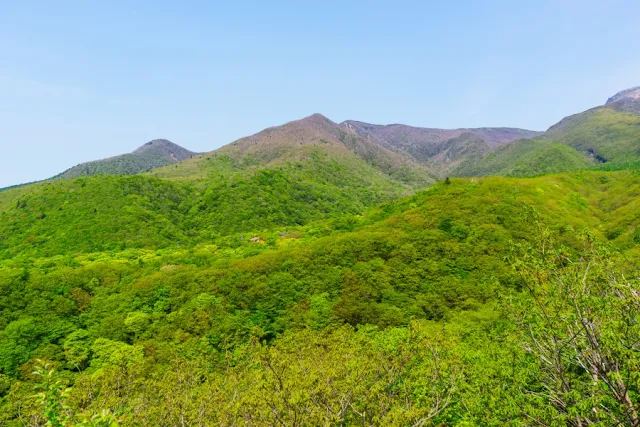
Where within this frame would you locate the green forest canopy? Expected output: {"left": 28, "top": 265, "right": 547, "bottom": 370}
{"left": 0, "top": 165, "right": 639, "bottom": 425}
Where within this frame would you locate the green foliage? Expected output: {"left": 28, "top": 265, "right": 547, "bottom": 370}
{"left": 90, "top": 339, "right": 144, "bottom": 369}
{"left": 63, "top": 330, "right": 90, "bottom": 371}
{"left": 456, "top": 139, "right": 596, "bottom": 177}
{"left": 31, "top": 360, "right": 121, "bottom": 426}
{"left": 3, "top": 103, "right": 640, "bottom": 425}
{"left": 0, "top": 175, "right": 192, "bottom": 258}
{"left": 33, "top": 361, "right": 74, "bottom": 427}
{"left": 1, "top": 154, "right": 639, "bottom": 424}
{"left": 509, "top": 227, "right": 640, "bottom": 425}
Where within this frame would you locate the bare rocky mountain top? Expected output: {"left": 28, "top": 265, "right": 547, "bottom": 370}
{"left": 605, "top": 86, "right": 640, "bottom": 114}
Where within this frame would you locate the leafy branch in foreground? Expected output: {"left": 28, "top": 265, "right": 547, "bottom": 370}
{"left": 32, "top": 360, "right": 120, "bottom": 427}
{"left": 510, "top": 226, "right": 640, "bottom": 426}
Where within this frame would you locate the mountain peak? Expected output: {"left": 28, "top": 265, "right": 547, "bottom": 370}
{"left": 606, "top": 86, "right": 640, "bottom": 104}
{"left": 605, "top": 86, "right": 640, "bottom": 114}
{"left": 134, "top": 139, "right": 184, "bottom": 153}
{"left": 296, "top": 113, "right": 335, "bottom": 127}
{"left": 304, "top": 113, "right": 331, "bottom": 121}
{"left": 57, "top": 139, "right": 197, "bottom": 179}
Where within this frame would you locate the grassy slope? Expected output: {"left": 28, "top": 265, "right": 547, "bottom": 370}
{"left": 455, "top": 139, "right": 596, "bottom": 177}
{"left": 542, "top": 107, "right": 640, "bottom": 163}
{"left": 455, "top": 107, "right": 640, "bottom": 177}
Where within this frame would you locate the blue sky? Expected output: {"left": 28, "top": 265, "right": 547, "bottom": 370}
{"left": 1, "top": 0, "right": 639, "bottom": 187}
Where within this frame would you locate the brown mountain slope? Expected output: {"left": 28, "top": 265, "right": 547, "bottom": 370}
{"left": 217, "top": 114, "right": 435, "bottom": 183}
{"left": 151, "top": 113, "right": 436, "bottom": 194}
{"left": 341, "top": 120, "right": 541, "bottom": 176}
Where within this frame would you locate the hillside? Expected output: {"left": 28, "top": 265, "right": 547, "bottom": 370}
{"left": 542, "top": 106, "right": 640, "bottom": 163}
{"left": 454, "top": 139, "right": 597, "bottom": 177}
{"left": 341, "top": 120, "right": 541, "bottom": 176}
{"left": 455, "top": 87, "right": 640, "bottom": 177}
{"left": 57, "top": 139, "right": 197, "bottom": 179}
{"left": 0, "top": 115, "right": 437, "bottom": 259}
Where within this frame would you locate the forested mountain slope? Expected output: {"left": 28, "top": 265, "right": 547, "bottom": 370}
{"left": 57, "top": 139, "right": 197, "bottom": 179}
{"left": 0, "top": 170, "right": 406, "bottom": 259}
{"left": 542, "top": 106, "right": 640, "bottom": 164}
{"left": 0, "top": 113, "right": 436, "bottom": 259}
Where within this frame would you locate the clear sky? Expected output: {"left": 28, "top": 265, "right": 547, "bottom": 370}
{"left": 1, "top": 0, "right": 639, "bottom": 187}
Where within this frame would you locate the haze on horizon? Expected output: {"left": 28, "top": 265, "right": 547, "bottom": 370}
{"left": 1, "top": 0, "right": 639, "bottom": 188}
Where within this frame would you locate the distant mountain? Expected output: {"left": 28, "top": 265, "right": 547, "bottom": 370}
{"left": 57, "top": 139, "right": 197, "bottom": 179}
{"left": 341, "top": 121, "right": 541, "bottom": 176}
{"left": 152, "top": 113, "right": 436, "bottom": 190}
{"left": 221, "top": 114, "right": 434, "bottom": 183}
{"left": 144, "top": 114, "right": 436, "bottom": 233}
{"left": 454, "top": 87, "right": 640, "bottom": 177}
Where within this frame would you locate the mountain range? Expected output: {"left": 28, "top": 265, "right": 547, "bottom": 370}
{"left": 14, "top": 85, "right": 636, "bottom": 188}
{"left": 2, "top": 86, "right": 639, "bottom": 257}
